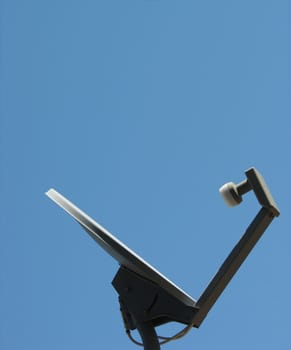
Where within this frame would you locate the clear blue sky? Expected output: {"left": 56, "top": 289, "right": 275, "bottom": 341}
{"left": 1, "top": 1, "right": 290, "bottom": 349}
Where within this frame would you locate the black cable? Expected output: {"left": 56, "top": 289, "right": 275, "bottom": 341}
{"left": 126, "top": 330, "right": 144, "bottom": 346}
{"left": 126, "top": 317, "right": 196, "bottom": 347}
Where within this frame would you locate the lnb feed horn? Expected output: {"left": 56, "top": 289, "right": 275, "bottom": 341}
{"left": 219, "top": 179, "right": 251, "bottom": 207}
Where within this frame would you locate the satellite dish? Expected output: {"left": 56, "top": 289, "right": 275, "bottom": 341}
{"left": 46, "top": 167, "right": 280, "bottom": 350}
{"left": 46, "top": 188, "right": 196, "bottom": 307}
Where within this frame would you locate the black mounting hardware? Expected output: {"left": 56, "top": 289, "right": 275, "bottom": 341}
{"left": 112, "top": 266, "right": 199, "bottom": 330}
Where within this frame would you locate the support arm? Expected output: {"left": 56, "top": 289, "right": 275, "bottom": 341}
{"left": 193, "top": 206, "right": 277, "bottom": 327}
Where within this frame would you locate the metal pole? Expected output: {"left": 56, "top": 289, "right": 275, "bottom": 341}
{"left": 136, "top": 322, "right": 160, "bottom": 350}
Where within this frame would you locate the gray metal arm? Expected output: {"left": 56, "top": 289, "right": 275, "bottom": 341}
{"left": 193, "top": 207, "right": 276, "bottom": 327}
